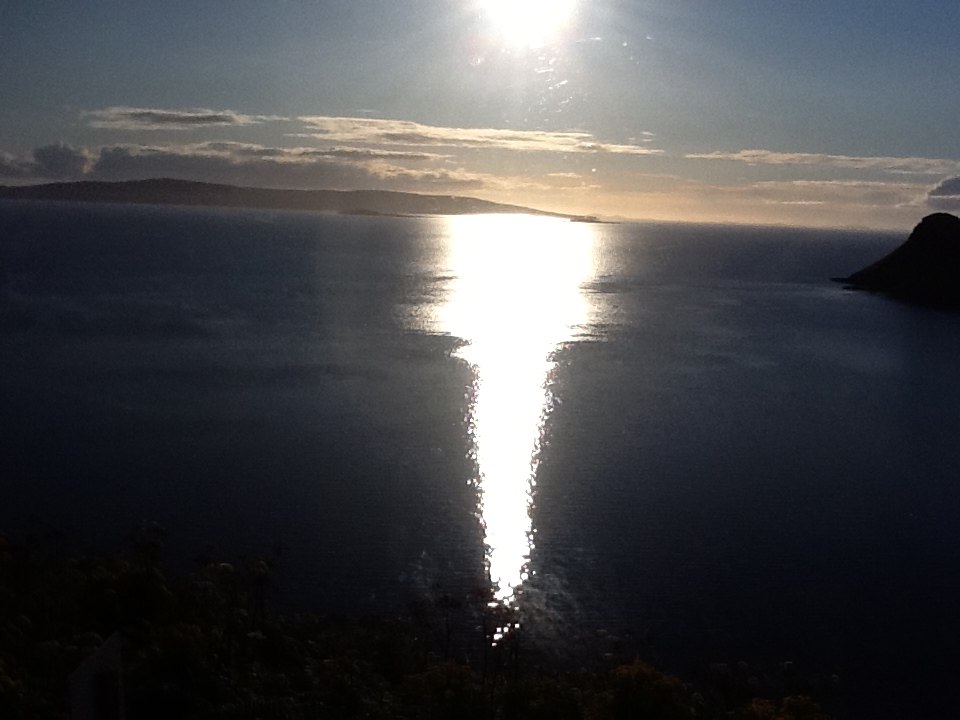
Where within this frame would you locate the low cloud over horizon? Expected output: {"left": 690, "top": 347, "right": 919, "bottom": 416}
{"left": 0, "top": 143, "right": 93, "bottom": 180}
{"left": 0, "top": 140, "right": 551, "bottom": 195}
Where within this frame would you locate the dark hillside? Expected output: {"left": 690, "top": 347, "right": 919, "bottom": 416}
{"left": 0, "top": 178, "right": 566, "bottom": 218}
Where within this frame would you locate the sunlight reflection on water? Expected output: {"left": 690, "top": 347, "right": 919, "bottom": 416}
{"left": 432, "top": 214, "right": 597, "bottom": 611}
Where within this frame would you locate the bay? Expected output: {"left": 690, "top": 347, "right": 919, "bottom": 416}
{"left": 2, "top": 200, "right": 959, "bottom": 718}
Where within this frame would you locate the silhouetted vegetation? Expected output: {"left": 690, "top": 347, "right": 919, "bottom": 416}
{"left": 0, "top": 522, "right": 832, "bottom": 718}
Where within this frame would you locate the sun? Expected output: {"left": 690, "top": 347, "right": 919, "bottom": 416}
{"left": 479, "top": 0, "right": 578, "bottom": 49}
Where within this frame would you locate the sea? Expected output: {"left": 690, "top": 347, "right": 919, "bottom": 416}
{"left": 2, "top": 200, "right": 959, "bottom": 718}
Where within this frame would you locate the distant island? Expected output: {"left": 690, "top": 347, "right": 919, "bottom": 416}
{"left": 0, "top": 178, "right": 575, "bottom": 220}
{"left": 834, "top": 212, "right": 960, "bottom": 307}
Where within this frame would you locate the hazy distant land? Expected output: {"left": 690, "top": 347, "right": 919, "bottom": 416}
{"left": 0, "top": 178, "right": 580, "bottom": 219}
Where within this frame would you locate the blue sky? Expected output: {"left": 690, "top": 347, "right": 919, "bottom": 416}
{"left": 2, "top": 0, "right": 959, "bottom": 227}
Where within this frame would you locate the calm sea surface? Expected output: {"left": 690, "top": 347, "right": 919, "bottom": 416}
{"left": 2, "top": 200, "right": 960, "bottom": 718}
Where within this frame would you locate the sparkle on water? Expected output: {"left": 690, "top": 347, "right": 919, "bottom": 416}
{"left": 436, "top": 214, "right": 596, "bottom": 613}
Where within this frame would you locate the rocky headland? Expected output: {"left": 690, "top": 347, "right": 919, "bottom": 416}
{"left": 835, "top": 212, "right": 960, "bottom": 307}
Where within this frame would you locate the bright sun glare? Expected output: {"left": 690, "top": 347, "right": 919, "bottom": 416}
{"left": 480, "top": 0, "right": 578, "bottom": 48}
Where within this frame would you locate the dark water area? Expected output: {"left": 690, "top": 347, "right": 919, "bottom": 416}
{"left": 2, "top": 200, "right": 960, "bottom": 718}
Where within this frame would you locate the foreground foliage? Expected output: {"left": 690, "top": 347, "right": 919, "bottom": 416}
{"left": 0, "top": 524, "right": 831, "bottom": 719}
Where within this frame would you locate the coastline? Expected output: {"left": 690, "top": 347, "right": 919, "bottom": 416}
{"left": 0, "top": 178, "right": 583, "bottom": 221}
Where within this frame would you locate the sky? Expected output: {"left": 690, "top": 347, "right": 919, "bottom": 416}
{"left": 2, "top": 0, "right": 960, "bottom": 229}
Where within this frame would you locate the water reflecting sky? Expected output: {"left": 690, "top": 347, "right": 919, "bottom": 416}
{"left": 431, "top": 215, "right": 597, "bottom": 607}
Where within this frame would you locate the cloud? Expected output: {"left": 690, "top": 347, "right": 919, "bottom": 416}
{"left": 686, "top": 149, "right": 960, "bottom": 175}
{"left": 0, "top": 143, "right": 90, "bottom": 179}
{"left": 297, "top": 115, "right": 661, "bottom": 155}
{"left": 85, "top": 106, "right": 286, "bottom": 131}
{"left": 0, "top": 151, "right": 34, "bottom": 178}
{"left": 81, "top": 141, "right": 527, "bottom": 194}
{"left": 86, "top": 142, "right": 439, "bottom": 189}
{"left": 927, "top": 176, "right": 960, "bottom": 211}
{"left": 748, "top": 179, "right": 929, "bottom": 209}
{"left": 226, "top": 139, "right": 446, "bottom": 162}
{"left": 927, "top": 177, "right": 960, "bottom": 196}
{"left": 362, "top": 162, "right": 486, "bottom": 190}
{"left": 32, "top": 143, "right": 92, "bottom": 178}
{"left": 362, "top": 159, "right": 557, "bottom": 192}
{"left": 0, "top": 139, "right": 553, "bottom": 195}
